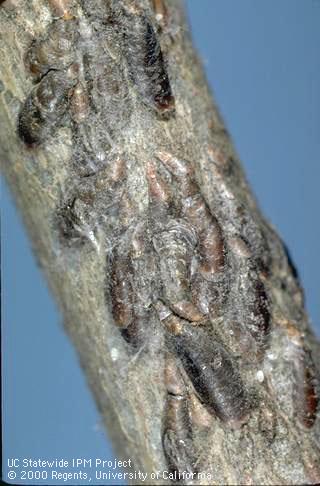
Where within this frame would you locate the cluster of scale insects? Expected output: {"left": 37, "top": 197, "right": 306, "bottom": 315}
{"left": 16, "top": 0, "right": 318, "bottom": 478}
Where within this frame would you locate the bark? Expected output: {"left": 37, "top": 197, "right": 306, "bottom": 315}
{"left": 1, "top": 1, "right": 319, "bottom": 484}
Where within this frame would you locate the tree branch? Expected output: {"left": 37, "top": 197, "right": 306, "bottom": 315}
{"left": 1, "top": 0, "right": 319, "bottom": 484}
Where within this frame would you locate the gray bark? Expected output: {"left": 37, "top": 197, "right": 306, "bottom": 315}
{"left": 1, "top": 1, "right": 319, "bottom": 484}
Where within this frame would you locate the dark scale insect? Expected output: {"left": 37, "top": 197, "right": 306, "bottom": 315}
{"left": 146, "top": 159, "right": 172, "bottom": 216}
{"left": 25, "top": 18, "right": 78, "bottom": 80}
{"left": 157, "top": 303, "right": 252, "bottom": 426}
{"left": 238, "top": 271, "right": 270, "bottom": 345}
{"left": 156, "top": 151, "right": 227, "bottom": 280}
{"left": 69, "top": 47, "right": 132, "bottom": 176}
{"left": 174, "top": 328, "right": 251, "bottom": 425}
{"left": 109, "top": 221, "right": 158, "bottom": 349}
{"left": 110, "top": 247, "right": 135, "bottom": 329}
{"left": 18, "top": 13, "right": 79, "bottom": 147}
{"left": 58, "top": 196, "right": 88, "bottom": 244}
{"left": 153, "top": 151, "right": 229, "bottom": 318}
{"left": 153, "top": 220, "right": 204, "bottom": 322}
{"left": 57, "top": 189, "right": 103, "bottom": 250}
{"left": 18, "top": 70, "right": 75, "bottom": 146}
{"left": 162, "top": 355, "right": 197, "bottom": 477}
{"left": 121, "top": 4, "right": 175, "bottom": 116}
{"left": 292, "top": 346, "right": 318, "bottom": 428}
{"left": 225, "top": 236, "right": 271, "bottom": 356}
{"left": 269, "top": 320, "right": 318, "bottom": 430}
{"left": 57, "top": 156, "right": 128, "bottom": 247}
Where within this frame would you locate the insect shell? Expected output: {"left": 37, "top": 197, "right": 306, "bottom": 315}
{"left": 162, "top": 313, "right": 251, "bottom": 426}
{"left": 121, "top": 7, "right": 175, "bottom": 116}
{"left": 153, "top": 220, "right": 205, "bottom": 322}
{"left": 292, "top": 346, "right": 318, "bottom": 428}
{"left": 162, "top": 355, "right": 197, "bottom": 476}
{"left": 278, "top": 320, "right": 318, "bottom": 429}
{"left": 57, "top": 157, "right": 127, "bottom": 245}
{"left": 109, "top": 245, "right": 148, "bottom": 349}
{"left": 235, "top": 264, "right": 271, "bottom": 348}
{"left": 25, "top": 19, "right": 78, "bottom": 80}
{"left": 57, "top": 195, "right": 97, "bottom": 247}
{"left": 248, "top": 277, "right": 270, "bottom": 341}
{"left": 162, "top": 396, "right": 196, "bottom": 476}
{"left": 18, "top": 70, "right": 74, "bottom": 146}
{"left": 155, "top": 151, "right": 226, "bottom": 279}
{"left": 110, "top": 248, "right": 134, "bottom": 330}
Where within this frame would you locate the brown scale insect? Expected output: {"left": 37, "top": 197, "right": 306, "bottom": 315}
{"left": 146, "top": 159, "right": 172, "bottom": 212}
{"left": 147, "top": 158, "right": 205, "bottom": 322}
{"left": 57, "top": 156, "right": 127, "bottom": 245}
{"left": 70, "top": 48, "right": 132, "bottom": 176}
{"left": 153, "top": 220, "right": 204, "bottom": 322}
{"left": 110, "top": 248, "right": 134, "bottom": 329}
{"left": 156, "top": 151, "right": 226, "bottom": 278}
{"left": 121, "top": 5, "right": 175, "bottom": 115}
{"left": 247, "top": 275, "right": 270, "bottom": 345}
{"left": 157, "top": 304, "right": 251, "bottom": 426}
{"left": 57, "top": 189, "right": 103, "bottom": 248}
{"left": 276, "top": 319, "right": 318, "bottom": 429}
{"left": 58, "top": 196, "right": 87, "bottom": 244}
{"left": 18, "top": 70, "right": 74, "bottom": 146}
{"left": 109, "top": 246, "right": 154, "bottom": 348}
{"left": 153, "top": 151, "right": 227, "bottom": 317}
{"left": 25, "top": 18, "right": 78, "bottom": 80}
{"left": 19, "top": 13, "right": 79, "bottom": 146}
{"left": 162, "top": 355, "right": 197, "bottom": 476}
{"left": 292, "top": 346, "right": 318, "bottom": 428}
{"left": 109, "top": 258, "right": 143, "bottom": 348}
{"left": 226, "top": 236, "right": 271, "bottom": 354}
{"left": 173, "top": 326, "right": 251, "bottom": 425}
{"left": 109, "top": 219, "right": 156, "bottom": 349}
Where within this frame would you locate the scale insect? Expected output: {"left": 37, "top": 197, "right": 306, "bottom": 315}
{"left": 162, "top": 355, "right": 197, "bottom": 476}
{"left": 121, "top": 7, "right": 175, "bottom": 116}
{"left": 168, "top": 323, "right": 251, "bottom": 425}
{"left": 18, "top": 70, "right": 74, "bottom": 146}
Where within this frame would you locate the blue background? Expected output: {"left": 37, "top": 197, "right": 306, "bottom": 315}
{"left": 2, "top": 1, "right": 319, "bottom": 484}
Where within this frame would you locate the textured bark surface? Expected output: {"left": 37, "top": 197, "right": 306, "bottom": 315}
{"left": 1, "top": 1, "right": 320, "bottom": 484}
